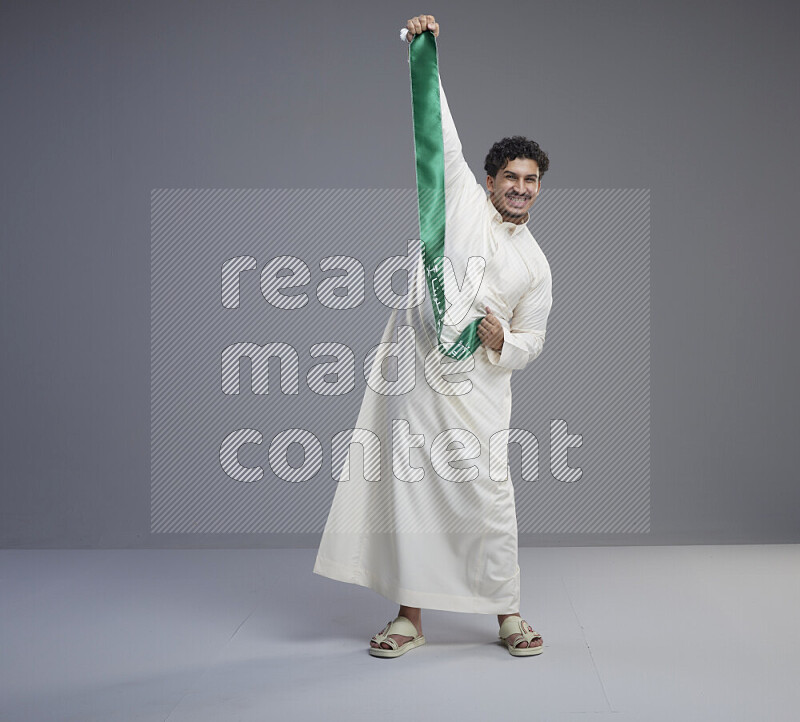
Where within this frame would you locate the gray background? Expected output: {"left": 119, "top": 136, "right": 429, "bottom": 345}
{"left": 1, "top": 0, "right": 797, "bottom": 547}
{"left": 150, "top": 188, "right": 649, "bottom": 535}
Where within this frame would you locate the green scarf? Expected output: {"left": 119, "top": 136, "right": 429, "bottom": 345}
{"left": 409, "top": 31, "right": 482, "bottom": 360}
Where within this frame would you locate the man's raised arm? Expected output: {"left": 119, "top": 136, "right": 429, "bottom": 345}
{"left": 403, "top": 14, "right": 481, "bottom": 196}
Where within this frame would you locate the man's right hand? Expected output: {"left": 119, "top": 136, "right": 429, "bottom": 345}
{"left": 405, "top": 14, "right": 439, "bottom": 42}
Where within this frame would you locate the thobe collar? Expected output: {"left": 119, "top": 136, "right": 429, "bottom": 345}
{"left": 486, "top": 193, "right": 530, "bottom": 237}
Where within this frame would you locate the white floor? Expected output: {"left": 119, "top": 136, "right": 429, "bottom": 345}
{"left": 1, "top": 545, "right": 798, "bottom": 721}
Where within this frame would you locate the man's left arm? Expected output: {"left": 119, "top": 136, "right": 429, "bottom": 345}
{"left": 485, "top": 263, "right": 553, "bottom": 371}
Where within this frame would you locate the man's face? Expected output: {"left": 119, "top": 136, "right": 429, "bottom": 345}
{"left": 486, "top": 158, "right": 541, "bottom": 224}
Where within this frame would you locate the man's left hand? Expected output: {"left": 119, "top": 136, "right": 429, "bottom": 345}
{"left": 477, "top": 305, "right": 504, "bottom": 352}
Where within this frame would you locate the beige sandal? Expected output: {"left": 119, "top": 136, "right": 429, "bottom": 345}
{"left": 368, "top": 615, "right": 426, "bottom": 658}
{"left": 498, "top": 615, "right": 544, "bottom": 656}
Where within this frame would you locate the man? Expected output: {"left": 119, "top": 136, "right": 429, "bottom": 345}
{"left": 313, "top": 14, "right": 552, "bottom": 657}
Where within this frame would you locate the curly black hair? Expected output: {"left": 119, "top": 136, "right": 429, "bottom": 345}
{"left": 484, "top": 136, "right": 550, "bottom": 179}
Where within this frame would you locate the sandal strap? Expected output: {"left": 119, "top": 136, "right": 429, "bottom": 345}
{"left": 498, "top": 616, "right": 542, "bottom": 646}
{"left": 371, "top": 615, "right": 420, "bottom": 645}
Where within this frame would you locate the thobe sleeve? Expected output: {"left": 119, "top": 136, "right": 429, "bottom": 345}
{"left": 406, "top": 42, "right": 482, "bottom": 199}
{"left": 485, "top": 260, "right": 553, "bottom": 371}
{"left": 438, "top": 76, "right": 483, "bottom": 198}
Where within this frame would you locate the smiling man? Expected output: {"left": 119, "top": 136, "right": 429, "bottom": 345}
{"left": 486, "top": 144, "right": 546, "bottom": 223}
{"left": 313, "top": 14, "right": 554, "bottom": 659}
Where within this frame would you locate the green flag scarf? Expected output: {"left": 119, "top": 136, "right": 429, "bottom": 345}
{"left": 409, "top": 31, "right": 483, "bottom": 360}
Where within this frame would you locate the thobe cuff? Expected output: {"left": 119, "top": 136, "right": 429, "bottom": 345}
{"left": 485, "top": 328, "right": 531, "bottom": 370}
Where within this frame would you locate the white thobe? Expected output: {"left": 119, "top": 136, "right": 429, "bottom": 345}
{"left": 312, "top": 70, "right": 553, "bottom": 614}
